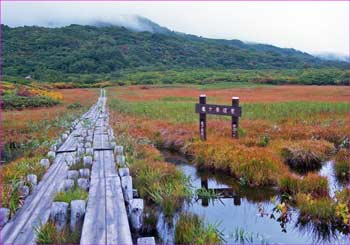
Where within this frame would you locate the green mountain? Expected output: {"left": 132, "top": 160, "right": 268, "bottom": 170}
{"left": 1, "top": 22, "right": 347, "bottom": 82}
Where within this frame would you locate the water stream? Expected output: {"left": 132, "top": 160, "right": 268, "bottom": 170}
{"left": 152, "top": 150, "right": 349, "bottom": 244}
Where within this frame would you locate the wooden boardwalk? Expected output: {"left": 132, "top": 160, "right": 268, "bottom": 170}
{"left": 1, "top": 138, "right": 78, "bottom": 244}
{"left": 81, "top": 96, "right": 132, "bottom": 244}
{"left": 1, "top": 91, "right": 132, "bottom": 244}
{"left": 1, "top": 96, "right": 106, "bottom": 244}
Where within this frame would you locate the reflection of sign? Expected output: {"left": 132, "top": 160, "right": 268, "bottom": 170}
{"left": 195, "top": 104, "right": 242, "bottom": 117}
{"left": 195, "top": 95, "right": 242, "bottom": 140}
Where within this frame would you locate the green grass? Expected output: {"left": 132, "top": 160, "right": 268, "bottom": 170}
{"left": 231, "top": 227, "right": 270, "bottom": 244}
{"left": 35, "top": 221, "right": 81, "bottom": 244}
{"left": 243, "top": 102, "right": 350, "bottom": 121}
{"left": 174, "top": 212, "right": 223, "bottom": 244}
{"left": 110, "top": 98, "right": 350, "bottom": 124}
{"left": 54, "top": 186, "right": 88, "bottom": 203}
{"left": 68, "top": 161, "right": 86, "bottom": 171}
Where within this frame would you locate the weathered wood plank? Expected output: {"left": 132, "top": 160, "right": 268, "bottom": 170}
{"left": 80, "top": 165, "right": 107, "bottom": 244}
{"left": 81, "top": 98, "right": 132, "bottom": 244}
{"left": 1, "top": 153, "right": 72, "bottom": 244}
{"left": 1, "top": 96, "right": 103, "bottom": 244}
{"left": 93, "top": 134, "right": 111, "bottom": 150}
{"left": 105, "top": 176, "right": 132, "bottom": 244}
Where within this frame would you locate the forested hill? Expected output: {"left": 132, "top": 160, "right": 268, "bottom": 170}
{"left": 1, "top": 24, "right": 347, "bottom": 82}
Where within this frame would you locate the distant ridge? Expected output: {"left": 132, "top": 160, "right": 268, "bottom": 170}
{"left": 1, "top": 16, "right": 347, "bottom": 81}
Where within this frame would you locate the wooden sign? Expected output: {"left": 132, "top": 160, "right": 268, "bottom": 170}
{"left": 195, "top": 95, "right": 242, "bottom": 140}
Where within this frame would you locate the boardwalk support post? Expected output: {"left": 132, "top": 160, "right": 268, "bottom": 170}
{"left": 50, "top": 202, "right": 68, "bottom": 231}
{"left": 129, "top": 198, "right": 144, "bottom": 231}
{"left": 70, "top": 200, "right": 86, "bottom": 232}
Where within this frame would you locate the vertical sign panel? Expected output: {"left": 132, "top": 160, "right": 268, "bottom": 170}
{"left": 232, "top": 97, "right": 240, "bottom": 139}
{"left": 199, "top": 95, "right": 206, "bottom": 141}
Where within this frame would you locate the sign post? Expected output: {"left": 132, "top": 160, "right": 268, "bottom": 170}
{"left": 232, "top": 97, "right": 240, "bottom": 139}
{"left": 195, "top": 95, "right": 242, "bottom": 141}
{"left": 199, "top": 94, "right": 207, "bottom": 141}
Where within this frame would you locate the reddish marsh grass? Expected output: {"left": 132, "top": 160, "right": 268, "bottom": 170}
{"left": 115, "top": 85, "right": 350, "bottom": 103}
{"left": 108, "top": 84, "right": 349, "bottom": 225}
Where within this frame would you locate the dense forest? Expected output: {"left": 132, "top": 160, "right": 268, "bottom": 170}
{"left": 2, "top": 23, "right": 348, "bottom": 84}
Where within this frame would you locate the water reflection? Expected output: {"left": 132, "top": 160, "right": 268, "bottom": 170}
{"left": 319, "top": 161, "right": 349, "bottom": 197}
{"left": 149, "top": 150, "right": 350, "bottom": 244}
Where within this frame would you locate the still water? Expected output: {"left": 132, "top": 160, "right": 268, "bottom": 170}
{"left": 154, "top": 151, "right": 349, "bottom": 244}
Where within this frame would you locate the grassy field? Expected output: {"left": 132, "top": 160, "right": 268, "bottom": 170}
{"left": 107, "top": 84, "right": 350, "bottom": 233}
{"left": 2, "top": 88, "right": 99, "bottom": 162}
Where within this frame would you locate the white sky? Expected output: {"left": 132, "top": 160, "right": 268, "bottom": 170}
{"left": 2, "top": 1, "right": 349, "bottom": 55}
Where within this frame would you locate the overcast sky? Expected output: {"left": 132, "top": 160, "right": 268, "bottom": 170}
{"left": 2, "top": 1, "right": 349, "bottom": 55}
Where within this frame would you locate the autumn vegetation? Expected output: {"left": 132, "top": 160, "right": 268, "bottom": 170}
{"left": 2, "top": 79, "right": 349, "bottom": 242}
{"left": 107, "top": 84, "right": 350, "bottom": 232}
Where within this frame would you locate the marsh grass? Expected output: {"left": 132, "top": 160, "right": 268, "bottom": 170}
{"left": 111, "top": 119, "right": 191, "bottom": 217}
{"left": 35, "top": 221, "right": 81, "bottom": 244}
{"left": 300, "top": 174, "right": 329, "bottom": 198}
{"left": 195, "top": 188, "right": 220, "bottom": 199}
{"left": 107, "top": 89, "right": 349, "bottom": 230}
{"left": 231, "top": 227, "right": 270, "bottom": 244}
{"left": 335, "top": 188, "right": 350, "bottom": 225}
{"left": 296, "top": 193, "right": 335, "bottom": 222}
{"left": 174, "top": 212, "right": 223, "bottom": 244}
{"left": 54, "top": 185, "right": 88, "bottom": 203}
{"left": 278, "top": 174, "right": 300, "bottom": 195}
{"left": 188, "top": 139, "right": 285, "bottom": 186}
{"left": 110, "top": 98, "right": 350, "bottom": 123}
{"left": 281, "top": 140, "right": 334, "bottom": 173}
{"left": 68, "top": 160, "right": 86, "bottom": 171}
{"left": 132, "top": 156, "right": 191, "bottom": 216}
{"left": 1, "top": 157, "right": 46, "bottom": 214}
{"left": 334, "top": 149, "right": 350, "bottom": 181}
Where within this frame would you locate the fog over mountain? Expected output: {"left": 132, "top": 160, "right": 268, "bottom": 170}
{"left": 3, "top": 1, "right": 348, "bottom": 56}
{"left": 314, "top": 52, "right": 350, "bottom": 63}
{"left": 27, "top": 15, "right": 350, "bottom": 63}
{"left": 39, "top": 15, "right": 172, "bottom": 34}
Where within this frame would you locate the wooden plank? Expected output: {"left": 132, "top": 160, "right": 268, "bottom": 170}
{"left": 94, "top": 127, "right": 108, "bottom": 135}
{"left": 93, "top": 134, "right": 111, "bottom": 150}
{"left": 56, "top": 129, "right": 79, "bottom": 153}
{"left": 105, "top": 176, "right": 132, "bottom": 244}
{"left": 1, "top": 153, "right": 71, "bottom": 244}
{"left": 80, "top": 164, "right": 107, "bottom": 244}
{"left": 103, "top": 150, "right": 118, "bottom": 177}
{"left": 81, "top": 110, "right": 132, "bottom": 244}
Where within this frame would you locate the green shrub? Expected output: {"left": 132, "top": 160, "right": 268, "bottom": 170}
{"left": 174, "top": 212, "right": 223, "bottom": 244}
{"left": 67, "top": 102, "right": 83, "bottom": 110}
{"left": 2, "top": 95, "right": 60, "bottom": 110}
